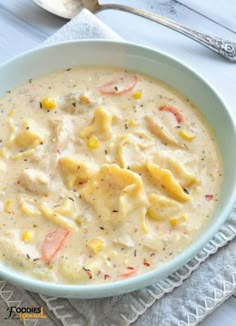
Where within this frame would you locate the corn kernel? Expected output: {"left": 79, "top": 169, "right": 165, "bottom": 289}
{"left": 7, "top": 110, "right": 15, "bottom": 117}
{"left": 169, "top": 215, "right": 187, "bottom": 227}
{"left": 86, "top": 136, "right": 99, "bottom": 149}
{"left": 146, "top": 207, "right": 157, "bottom": 220}
{"left": 180, "top": 214, "right": 187, "bottom": 222}
{"left": 128, "top": 119, "right": 136, "bottom": 127}
{"left": 179, "top": 129, "right": 195, "bottom": 141}
{"left": 21, "top": 230, "right": 33, "bottom": 242}
{"left": 79, "top": 94, "right": 90, "bottom": 104}
{"left": 41, "top": 97, "right": 56, "bottom": 110}
{"left": 3, "top": 199, "right": 11, "bottom": 213}
{"left": 132, "top": 90, "right": 142, "bottom": 99}
{"left": 87, "top": 239, "right": 104, "bottom": 254}
{"left": 169, "top": 217, "right": 177, "bottom": 227}
{"left": 75, "top": 215, "right": 86, "bottom": 226}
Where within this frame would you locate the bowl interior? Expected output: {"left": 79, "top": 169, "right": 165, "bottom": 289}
{"left": 0, "top": 40, "right": 235, "bottom": 298}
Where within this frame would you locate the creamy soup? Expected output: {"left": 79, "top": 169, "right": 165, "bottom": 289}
{"left": 0, "top": 67, "right": 222, "bottom": 284}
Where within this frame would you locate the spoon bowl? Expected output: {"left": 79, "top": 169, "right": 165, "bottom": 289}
{"left": 33, "top": 0, "right": 98, "bottom": 19}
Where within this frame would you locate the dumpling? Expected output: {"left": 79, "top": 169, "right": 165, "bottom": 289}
{"left": 117, "top": 131, "right": 156, "bottom": 170}
{"left": 151, "top": 152, "right": 197, "bottom": 187}
{"left": 59, "top": 156, "right": 94, "bottom": 189}
{"left": 80, "top": 107, "right": 113, "bottom": 140}
{"left": 14, "top": 119, "right": 45, "bottom": 149}
{"left": 147, "top": 193, "right": 183, "bottom": 220}
{"left": 81, "top": 164, "right": 147, "bottom": 224}
{"left": 146, "top": 162, "right": 190, "bottom": 202}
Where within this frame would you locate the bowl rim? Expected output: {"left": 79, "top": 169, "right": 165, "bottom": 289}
{"left": 0, "top": 39, "right": 236, "bottom": 298}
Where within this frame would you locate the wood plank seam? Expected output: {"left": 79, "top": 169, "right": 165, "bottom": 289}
{"left": 175, "top": 0, "right": 236, "bottom": 34}
{"left": 0, "top": 4, "right": 48, "bottom": 39}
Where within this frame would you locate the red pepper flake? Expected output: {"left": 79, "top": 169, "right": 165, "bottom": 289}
{"left": 86, "top": 270, "right": 93, "bottom": 279}
{"left": 143, "top": 259, "right": 150, "bottom": 267}
{"left": 26, "top": 126, "right": 30, "bottom": 130}
{"left": 205, "top": 194, "right": 214, "bottom": 201}
{"left": 127, "top": 266, "right": 135, "bottom": 270}
{"left": 104, "top": 274, "right": 110, "bottom": 280}
{"left": 82, "top": 266, "right": 93, "bottom": 279}
{"left": 16, "top": 180, "right": 20, "bottom": 185}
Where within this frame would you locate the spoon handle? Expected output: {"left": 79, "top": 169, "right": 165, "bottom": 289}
{"left": 99, "top": 3, "right": 236, "bottom": 62}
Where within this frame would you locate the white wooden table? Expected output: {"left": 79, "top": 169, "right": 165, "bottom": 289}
{"left": 0, "top": 0, "right": 235, "bottom": 325}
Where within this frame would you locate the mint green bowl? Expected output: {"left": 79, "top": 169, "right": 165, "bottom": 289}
{"left": 0, "top": 40, "right": 235, "bottom": 298}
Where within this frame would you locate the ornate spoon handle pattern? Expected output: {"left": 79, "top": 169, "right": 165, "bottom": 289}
{"left": 100, "top": 3, "right": 236, "bottom": 62}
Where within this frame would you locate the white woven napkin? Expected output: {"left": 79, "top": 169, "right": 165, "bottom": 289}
{"left": 0, "top": 9, "right": 235, "bottom": 326}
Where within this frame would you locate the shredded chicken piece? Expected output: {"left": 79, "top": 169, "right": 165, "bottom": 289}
{"left": 50, "top": 115, "right": 74, "bottom": 152}
{"left": 19, "top": 168, "right": 50, "bottom": 194}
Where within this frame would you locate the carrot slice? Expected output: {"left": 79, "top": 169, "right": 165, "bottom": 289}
{"left": 159, "top": 105, "right": 183, "bottom": 123}
{"left": 98, "top": 75, "right": 137, "bottom": 95}
{"left": 41, "top": 227, "right": 70, "bottom": 264}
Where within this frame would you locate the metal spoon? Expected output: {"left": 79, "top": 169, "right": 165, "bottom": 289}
{"left": 33, "top": 0, "right": 236, "bottom": 62}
